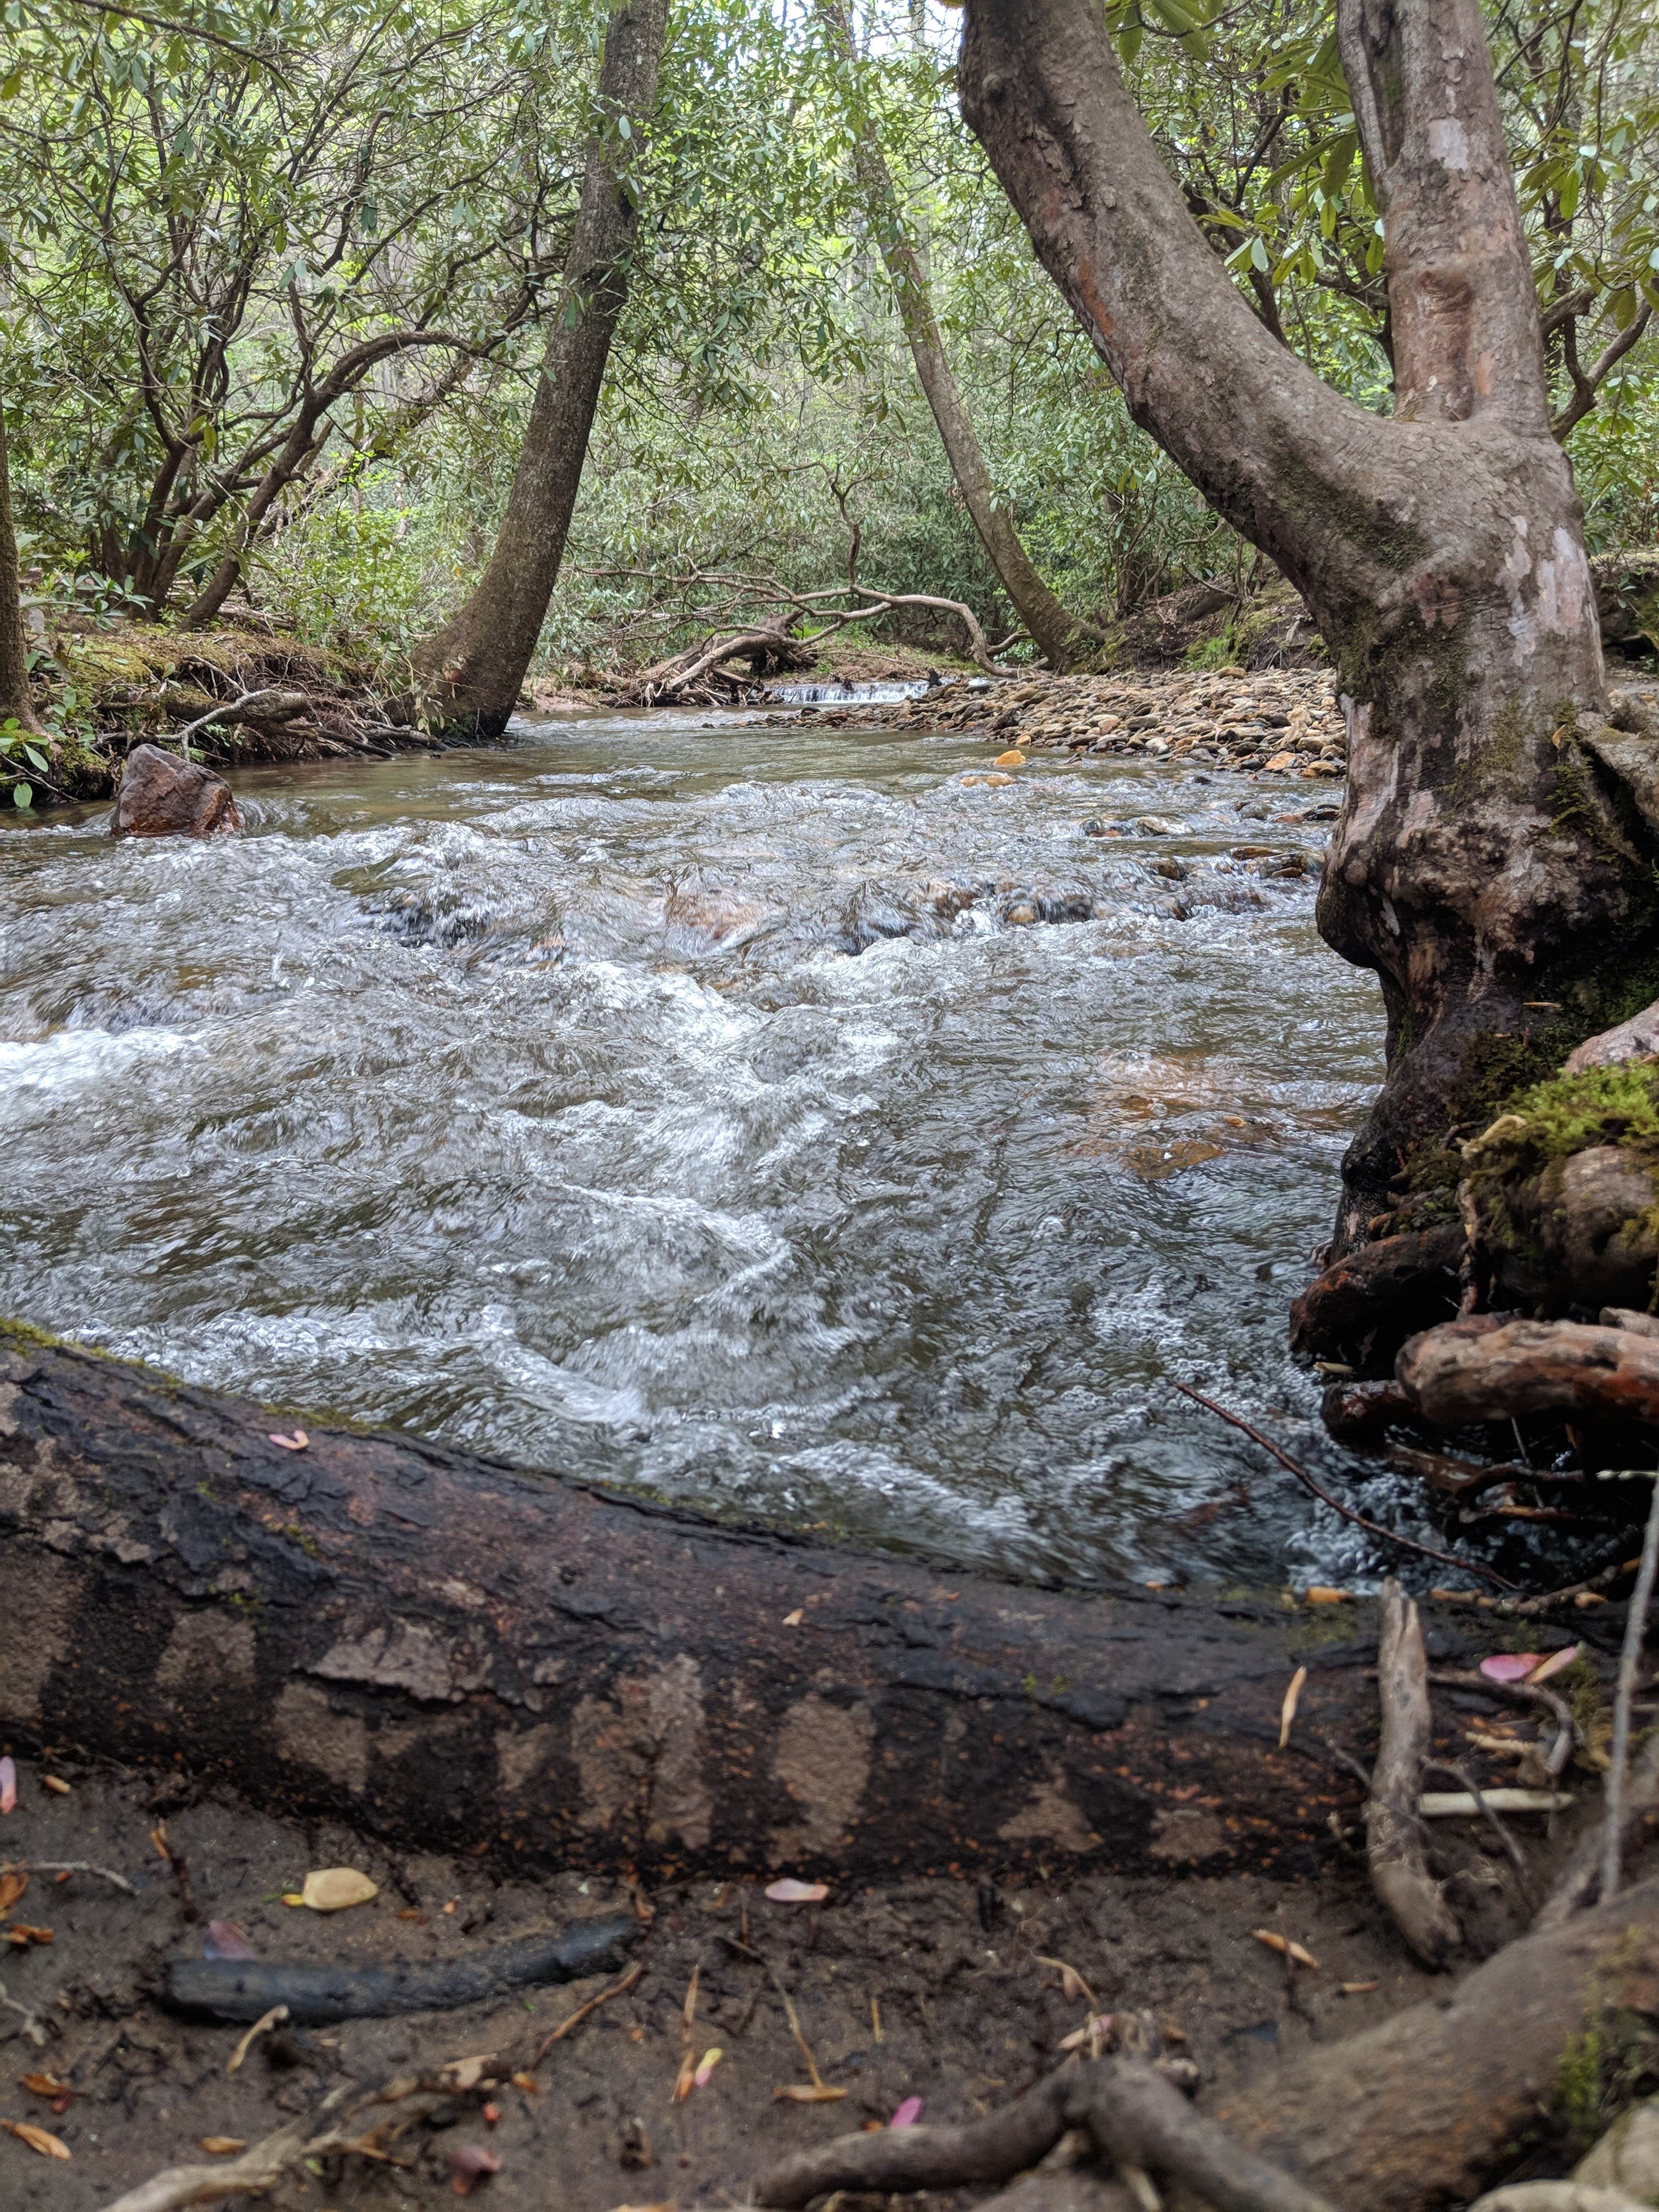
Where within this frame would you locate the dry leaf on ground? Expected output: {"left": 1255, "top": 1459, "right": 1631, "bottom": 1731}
{"left": 298, "top": 1867, "right": 377, "bottom": 1912}
{"left": 2, "top": 2118, "right": 70, "bottom": 2158}
{"left": 1252, "top": 1929, "right": 1320, "bottom": 1970}
{"left": 1278, "top": 1665, "right": 1308, "bottom": 1750}
{"left": 774, "top": 2084, "right": 847, "bottom": 2102}
{"left": 268, "top": 1430, "right": 309, "bottom": 1451}
{"left": 199, "top": 2137, "right": 247, "bottom": 2154}
{"left": 450, "top": 2144, "right": 502, "bottom": 2196}
{"left": 0, "top": 1873, "right": 25, "bottom": 1915}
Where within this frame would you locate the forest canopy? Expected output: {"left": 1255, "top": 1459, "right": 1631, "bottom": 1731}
{"left": 1, "top": 0, "right": 1654, "bottom": 678}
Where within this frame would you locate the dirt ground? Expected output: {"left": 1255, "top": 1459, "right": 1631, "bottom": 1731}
{"left": 0, "top": 1739, "right": 1593, "bottom": 2212}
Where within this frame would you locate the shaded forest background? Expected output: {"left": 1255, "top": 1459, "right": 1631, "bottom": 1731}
{"left": 1, "top": 0, "right": 1654, "bottom": 706}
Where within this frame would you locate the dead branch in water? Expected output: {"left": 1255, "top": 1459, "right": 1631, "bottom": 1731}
{"left": 1171, "top": 1381, "right": 1514, "bottom": 1585}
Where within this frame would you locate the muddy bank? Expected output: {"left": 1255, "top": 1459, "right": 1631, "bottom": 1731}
{"left": 0, "top": 1741, "right": 1579, "bottom": 2212}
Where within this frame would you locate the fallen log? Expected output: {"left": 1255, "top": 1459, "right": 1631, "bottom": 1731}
{"left": 1398, "top": 1317, "right": 1659, "bottom": 1429}
{"left": 0, "top": 1323, "right": 1499, "bottom": 1880}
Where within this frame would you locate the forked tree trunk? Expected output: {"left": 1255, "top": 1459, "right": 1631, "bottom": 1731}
{"left": 407, "top": 0, "right": 668, "bottom": 736}
{"left": 0, "top": 409, "right": 44, "bottom": 736}
{"left": 958, "top": 0, "right": 1654, "bottom": 1247}
{"left": 818, "top": 0, "right": 1102, "bottom": 671}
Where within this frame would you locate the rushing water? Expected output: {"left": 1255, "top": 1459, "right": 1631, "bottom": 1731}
{"left": 0, "top": 708, "right": 1417, "bottom": 1590}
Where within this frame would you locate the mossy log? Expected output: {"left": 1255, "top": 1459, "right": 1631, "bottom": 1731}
{"left": 0, "top": 1324, "right": 1505, "bottom": 1882}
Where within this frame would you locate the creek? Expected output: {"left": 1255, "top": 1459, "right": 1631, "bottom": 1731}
{"left": 0, "top": 707, "right": 1414, "bottom": 1590}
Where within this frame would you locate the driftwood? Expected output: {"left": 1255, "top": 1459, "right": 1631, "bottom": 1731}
{"left": 1397, "top": 1318, "right": 1659, "bottom": 1427}
{"left": 1365, "top": 1581, "right": 1462, "bottom": 1966}
{"left": 0, "top": 1324, "right": 1500, "bottom": 1880}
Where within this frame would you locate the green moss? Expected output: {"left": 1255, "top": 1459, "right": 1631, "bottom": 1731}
{"left": 1469, "top": 1063, "right": 1659, "bottom": 1173}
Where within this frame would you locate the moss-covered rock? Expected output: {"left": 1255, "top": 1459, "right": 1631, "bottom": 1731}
{"left": 1462, "top": 1063, "right": 1659, "bottom": 1313}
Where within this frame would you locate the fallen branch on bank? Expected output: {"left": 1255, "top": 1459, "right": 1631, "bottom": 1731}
{"left": 597, "top": 565, "right": 1001, "bottom": 703}
{"left": 174, "top": 687, "right": 309, "bottom": 754}
{"left": 1365, "top": 1581, "right": 1462, "bottom": 1966}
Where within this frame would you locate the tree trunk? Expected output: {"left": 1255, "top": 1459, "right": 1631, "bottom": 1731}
{"left": 957, "top": 0, "right": 1652, "bottom": 1254}
{"left": 818, "top": 0, "right": 1102, "bottom": 671}
{"left": 0, "top": 408, "right": 44, "bottom": 736}
{"left": 0, "top": 1324, "right": 1509, "bottom": 1880}
{"left": 405, "top": 0, "right": 668, "bottom": 735}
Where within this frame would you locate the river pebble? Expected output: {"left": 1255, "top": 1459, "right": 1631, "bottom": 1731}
{"left": 765, "top": 665, "right": 1346, "bottom": 780}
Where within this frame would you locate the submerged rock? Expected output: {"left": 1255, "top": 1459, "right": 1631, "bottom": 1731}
{"left": 111, "top": 743, "right": 243, "bottom": 840}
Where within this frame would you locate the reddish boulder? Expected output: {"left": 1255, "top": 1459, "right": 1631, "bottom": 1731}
{"left": 111, "top": 743, "right": 243, "bottom": 839}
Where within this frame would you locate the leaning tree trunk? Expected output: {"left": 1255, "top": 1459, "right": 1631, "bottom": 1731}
{"left": 0, "top": 407, "right": 44, "bottom": 736}
{"left": 405, "top": 0, "right": 668, "bottom": 736}
{"left": 959, "top": 0, "right": 1655, "bottom": 1256}
{"left": 818, "top": 0, "right": 1102, "bottom": 672}
{"left": 0, "top": 1324, "right": 1515, "bottom": 1880}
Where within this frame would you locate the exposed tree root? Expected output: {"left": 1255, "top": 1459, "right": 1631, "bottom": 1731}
{"left": 1398, "top": 1318, "right": 1659, "bottom": 1427}
{"left": 758, "top": 2059, "right": 1336, "bottom": 2212}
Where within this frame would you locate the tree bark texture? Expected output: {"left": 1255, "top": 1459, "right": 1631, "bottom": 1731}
{"left": 958, "top": 0, "right": 1647, "bottom": 1247}
{"left": 0, "top": 408, "right": 44, "bottom": 735}
{"left": 406, "top": 0, "right": 668, "bottom": 735}
{"left": 818, "top": 0, "right": 1100, "bottom": 672}
{"left": 1398, "top": 1316, "right": 1659, "bottom": 1427}
{"left": 1199, "top": 1873, "right": 1659, "bottom": 2212}
{"left": 0, "top": 1325, "right": 1507, "bottom": 1881}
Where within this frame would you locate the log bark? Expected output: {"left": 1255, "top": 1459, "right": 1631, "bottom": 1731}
{"left": 406, "top": 0, "right": 667, "bottom": 736}
{"left": 1199, "top": 1873, "right": 1659, "bottom": 2212}
{"left": 1398, "top": 1317, "right": 1659, "bottom": 1428}
{"left": 0, "top": 1324, "right": 1499, "bottom": 1881}
{"left": 957, "top": 0, "right": 1652, "bottom": 1255}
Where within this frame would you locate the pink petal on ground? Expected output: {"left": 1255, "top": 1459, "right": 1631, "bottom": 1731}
{"left": 204, "top": 1920, "right": 258, "bottom": 1961}
{"left": 0, "top": 1756, "right": 15, "bottom": 1815}
{"left": 1480, "top": 1653, "right": 1543, "bottom": 1682}
{"left": 765, "top": 1879, "right": 829, "bottom": 1903}
{"left": 1526, "top": 1645, "right": 1580, "bottom": 1685}
{"left": 891, "top": 2098, "right": 923, "bottom": 2129}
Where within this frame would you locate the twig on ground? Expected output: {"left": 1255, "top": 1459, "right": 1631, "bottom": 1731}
{"left": 533, "top": 1959, "right": 644, "bottom": 2060}
{"left": 0, "top": 1858, "right": 137, "bottom": 1895}
{"left": 757, "top": 2056, "right": 1338, "bottom": 2212}
{"left": 1431, "top": 1551, "right": 1640, "bottom": 1616}
{"left": 1601, "top": 1474, "right": 1659, "bottom": 1903}
{"left": 0, "top": 1978, "right": 50, "bottom": 2044}
{"left": 1173, "top": 1382, "right": 1514, "bottom": 1585}
{"left": 1367, "top": 1579, "right": 1463, "bottom": 1966}
{"left": 1427, "top": 1671, "right": 1577, "bottom": 1776}
{"left": 1425, "top": 1759, "right": 1534, "bottom": 1904}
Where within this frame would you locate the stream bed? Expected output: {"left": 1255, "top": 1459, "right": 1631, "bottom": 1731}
{"left": 0, "top": 708, "right": 1415, "bottom": 1590}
